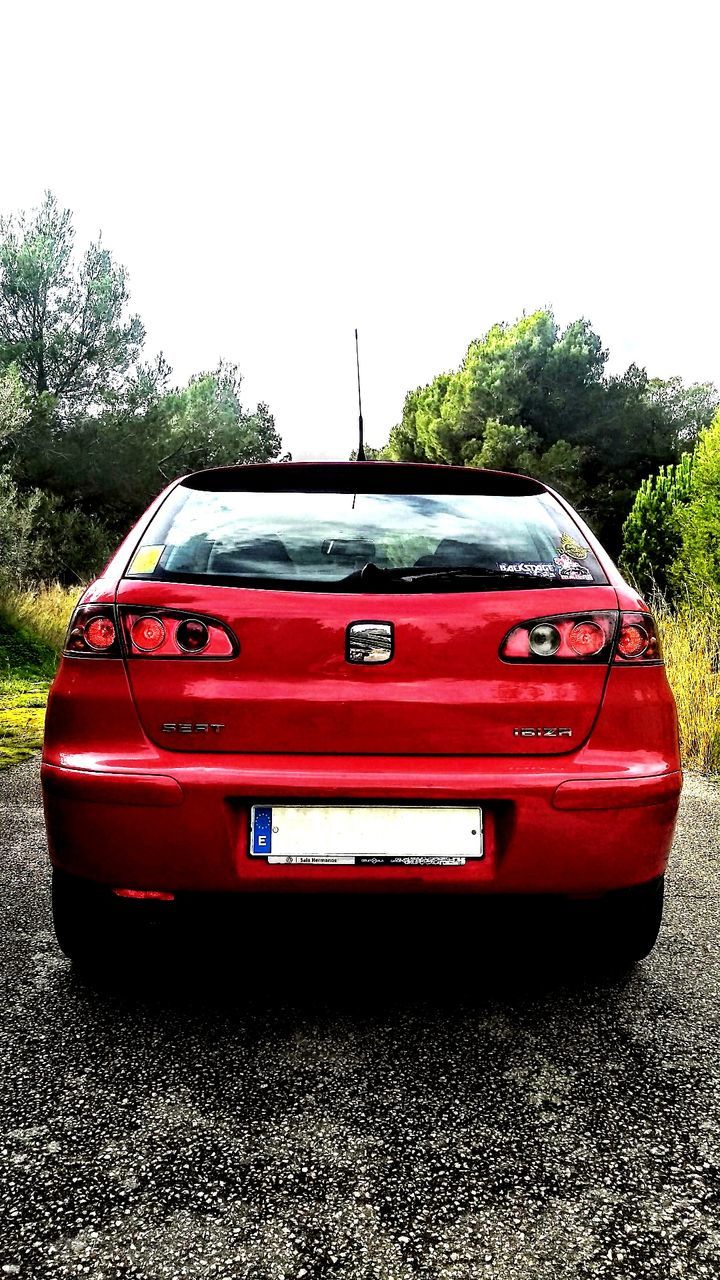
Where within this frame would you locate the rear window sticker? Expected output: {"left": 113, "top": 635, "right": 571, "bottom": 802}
{"left": 553, "top": 553, "right": 593, "bottom": 581}
{"left": 127, "top": 544, "right": 165, "bottom": 575}
{"left": 557, "top": 532, "right": 589, "bottom": 560}
{"left": 496, "top": 562, "right": 557, "bottom": 578}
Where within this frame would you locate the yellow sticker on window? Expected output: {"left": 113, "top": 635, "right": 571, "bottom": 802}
{"left": 128, "top": 544, "right": 164, "bottom": 575}
{"left": 558, "top": 532, "right": 588, "bottom": 561}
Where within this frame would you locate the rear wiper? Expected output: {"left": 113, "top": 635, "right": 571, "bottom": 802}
{"left": 393, "top": 567, "right": 564, "bottom": 588}
{"left": 340, "top": 563, "right": 562, "bottom": 589}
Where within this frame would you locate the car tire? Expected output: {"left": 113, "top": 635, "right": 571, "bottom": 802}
{"left": 583, "top": 875, "right": 665, "bottom": 970}
{"left": 52, "top": 870, "right": 119, "bottom": 968}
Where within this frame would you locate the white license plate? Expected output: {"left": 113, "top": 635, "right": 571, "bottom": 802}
{"left": 250, "top": 805, "right": 483, "bottom": 862}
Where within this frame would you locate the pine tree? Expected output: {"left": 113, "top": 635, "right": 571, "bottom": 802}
{"left": 619, "top": 453, "right": 694, "bottom": 599}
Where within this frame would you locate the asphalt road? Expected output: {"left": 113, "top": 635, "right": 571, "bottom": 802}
{"left": 0, "top": 760, "right": 718, "bottom": 1280}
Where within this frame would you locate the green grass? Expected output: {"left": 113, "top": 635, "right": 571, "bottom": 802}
{"left": 0, "top": 584, "right": 78, "bottom": 769}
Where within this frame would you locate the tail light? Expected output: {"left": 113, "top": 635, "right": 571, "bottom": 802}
{"left": 64, "top": 605, "right": 238, "bottom": 659}
{"left": 119, "top": 609, "right": 238, "bottom": 659}
{"left": 615, "top": 611, "right": 662, "bottom": 662}
{"left": 501, "top": 610, "right": 662, "bottom": 664}
{"left": 501, "top": 611, "right": 618, "bottom": 663}
{"left": 64, "top": 605, "right": 122, "bottom": 657}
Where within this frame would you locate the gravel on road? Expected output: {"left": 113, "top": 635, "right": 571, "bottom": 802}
{"left": 0, "top": 759, "right": 718, "bottom": 1279}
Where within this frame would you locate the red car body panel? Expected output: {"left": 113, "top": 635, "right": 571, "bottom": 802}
{"left": 115, "top": 578, "right": 620, "bottom": 756}
{"left": 41, "top": 462, "right": 682, "bottom": 899}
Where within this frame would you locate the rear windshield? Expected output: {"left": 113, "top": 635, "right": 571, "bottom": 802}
{"left": 126, "top": 487, "right": 607, "bottom": 591}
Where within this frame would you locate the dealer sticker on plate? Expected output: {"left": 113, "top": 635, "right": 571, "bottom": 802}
{"left": 250, "top": 805, "right": 483, "bottom": 865}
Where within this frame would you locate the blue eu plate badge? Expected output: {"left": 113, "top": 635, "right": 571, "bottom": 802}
{"left": 252, "top": 806, "right": 273, "bottom": 854}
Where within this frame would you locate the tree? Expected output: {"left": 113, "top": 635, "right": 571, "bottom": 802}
{"left": 0, "top": 191, "right": 164, "bottom": 414}
{"left": 0, "top": 365, "right": 28, "bottom": 446}
{"left": 383, "top": 310, "right": 718, "bottom": 550}
{"left": 620, "top": 454, "right": 694, "bottom": 598}
{"left": 16, "top": 363, "right": 286, "bottom": 544}
{"left": 0, "top": 192, "right": 287, "bottom": 583}
{"left": 646, "top": 377, "right": 719, "bottom": 449}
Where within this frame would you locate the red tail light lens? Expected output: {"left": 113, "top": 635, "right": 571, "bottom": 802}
{"left": 85, "top": 617, "right": 117, "bottom": 650}
{"left": 615, "top": 612, "right": 661, "bottom": 662}
{"left": 131, "top": 615, "right": 166, "bottom": 652}
{"left": 65, "top": 605, "right": 121, "bottom": 657}
{"left": 120, "top": 609, "right": 237, "bottom": 658}
{"left": 501, "top": 611, "right": 618, "bottom": 663}
{"left": 568, "top": 621, "right": 606, "bottom": 657}
{"left": 618, "top": 623, "right": 648, "bottom": 658}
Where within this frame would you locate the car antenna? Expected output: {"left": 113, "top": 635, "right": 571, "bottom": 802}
{"left": 354, "top": 328, "right": 366, "bottom": 462}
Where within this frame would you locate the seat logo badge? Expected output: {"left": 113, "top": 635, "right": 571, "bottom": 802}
{"left": 346, "top": 622, "right": 394, "bottom": 665}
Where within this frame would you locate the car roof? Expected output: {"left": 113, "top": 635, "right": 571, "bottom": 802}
{"left": 181, "top": 461, "right": 548, "bottom": 497}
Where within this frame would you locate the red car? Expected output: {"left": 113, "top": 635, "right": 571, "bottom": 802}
{"left": 42, "top": 462, "right": 682, "bottom": 967}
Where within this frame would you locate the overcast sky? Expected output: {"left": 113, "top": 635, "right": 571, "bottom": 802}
{"left": 2, "top": 0, "right": 718, "bottom": 459}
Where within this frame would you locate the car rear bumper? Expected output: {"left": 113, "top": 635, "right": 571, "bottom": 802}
{"left": 41, "top": 752, "right": 682, "bottom": 896}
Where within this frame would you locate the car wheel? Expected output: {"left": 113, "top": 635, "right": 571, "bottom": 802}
{"left": 52, "top": 870, "right": 119, "bottom": 967}
{"left": 583, "top": 875, "right": 665, "bottom": 970}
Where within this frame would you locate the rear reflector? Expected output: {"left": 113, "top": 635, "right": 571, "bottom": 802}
{"left": 553, "top": 771, "right": 682, "bottom": 810}
{"left": 112, "top": 888, "right": 175, "bottom": 901}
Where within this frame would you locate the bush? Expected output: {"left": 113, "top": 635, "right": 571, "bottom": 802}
{"left": 676, "top": 412, "right": 720, "bottom": 598}
{"left": 0, "top": 468, "right": 114, "bottom": 587}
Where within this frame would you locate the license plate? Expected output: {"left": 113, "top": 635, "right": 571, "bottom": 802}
{"left": 250, "top": 805, "right": 483, "bottom": 863}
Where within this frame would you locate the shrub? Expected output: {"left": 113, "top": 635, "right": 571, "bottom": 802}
{"left": 0, "top": 468, "right": 113, "bottom": 587}
{"left": 676, "top": 412, "right": 720, "bottom": 598}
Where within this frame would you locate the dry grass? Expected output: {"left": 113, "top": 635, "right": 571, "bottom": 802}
{"left": 0, "top": 581, "right": 80, "bottom": 654}
{"left": 656, "top": 598, "right": 720, "bottom": 775}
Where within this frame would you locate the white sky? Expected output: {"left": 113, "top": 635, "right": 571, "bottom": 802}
{"left": 1, "top": 0, "right": 718, "bottom": 460}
